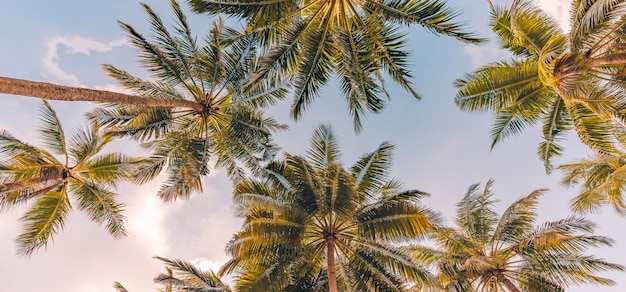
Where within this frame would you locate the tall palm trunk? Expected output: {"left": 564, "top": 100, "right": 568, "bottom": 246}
{"left": 0, "top": 77, "right": 203, "bottom": 111}
{"left": 327, "top": 240, "right": 338, "bottom": 292}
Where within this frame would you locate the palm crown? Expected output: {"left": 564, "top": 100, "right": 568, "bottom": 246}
{"left": 88, "top": 0, "right": 287, "bottom": 202}
{"left": 455, "top": 0, "right": 626, "bottom": 171}
{"left": 221, "top": 124, "right": 441, "bottom": 291}
{"left": 0, "top": 101, "right": 136, "bottom": 256}
{"left": 189, "top": 0, "right": 483, "bottom": 132}
{"left": 408, "top": 180, "right": 623, "bottom": 291}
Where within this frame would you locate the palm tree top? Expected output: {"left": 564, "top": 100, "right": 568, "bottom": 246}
{"left": 455, "top": 0, "right": 626, "bottom": 171}
{"left": 189, "top": 0, "right": 485, "bottom": 132}
{"left": 88, "top": 0, "right": 288, "bottom": 202}
{"left": 411, "top": 180, "right": 624, "bottom": 291}
{"left": 222, "top": 124, "right": 441, "bottom": 291}
{"left": 0, "top": 100, "right": 136, "bottom": 256}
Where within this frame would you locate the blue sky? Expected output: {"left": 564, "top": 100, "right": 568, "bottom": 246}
{"left": 0, "top": 0, "right": 624, "bottom": 291}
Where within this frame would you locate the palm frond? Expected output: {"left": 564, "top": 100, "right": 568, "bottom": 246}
{"left": 16, "top": 185, "right": 70, "bottom": 256}
{"left": 37, "top": 101, "right": 67, "bottom": 161}
{"left": 366, "top": 0, "right": 484, "bottom": 43}
{"left": 71, "top": 180, "right": 126, "bottom": 238}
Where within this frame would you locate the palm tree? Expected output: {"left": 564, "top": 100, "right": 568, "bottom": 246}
{"left": 114, "top": 256, "right": 231, "bottom": 292}
{"left": 0, "top": 100, "right": 136, "bottom": 256}
{"left": 407, "top": 180, "right": 623, "bottom": 291}
{"left": 221, "top": 124, "right": 440, "bottom": 291}
{"left": 0, "top": 0, "right": 286, "bottom": 201}
{"left": 560, "top": 151, "right": 626, "bottom": 215}
{"left": 454, "top": 0, "right": 626, "bottom": 171}
{"left": 85, "top": 0, "right": 287, "bottom": 201}
{"left": 189, "top": 0, "right": 484, "bottom": 132}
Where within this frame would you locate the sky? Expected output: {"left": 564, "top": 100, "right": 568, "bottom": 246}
{"left": 0, "top": 0, "right": 624, "bottom": 291}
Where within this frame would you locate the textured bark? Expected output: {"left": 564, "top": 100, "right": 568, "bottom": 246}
{"left": 495, "top": 271, "right": 521, "bottom": 292}
{"left": 0, "top": 77, "right": 203, "bottom": 111}
{"left": 591, "top": 53, "right": 626, "bottom": 67}
{"left": 327, "top": 241, "right": 338, "bottom": 292}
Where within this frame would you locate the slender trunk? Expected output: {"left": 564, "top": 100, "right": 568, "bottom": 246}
{"left": 0, "top": 77, "right": 203, "bottom": 111}
{"left": 494, "top": 271, "right": 521, "bottom": 292}
{"left": 591, "top": 53, "right": 626, "bottom": 67}
{"left": 327, "top": 240, "right": 338, "bottom": 292}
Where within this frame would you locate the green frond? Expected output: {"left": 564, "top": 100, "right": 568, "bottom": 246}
{"left": 334, "top": 23, "right": 386, "bottom": 133}
{"left": 356, "top": 197, "right": 438, "bottom": 241}
{"left": 370, "top": 21, "right": 421, "bottom": 100}
{"left": 0, "top": 130, "right": 58, "bottom": 165}
{"left": 346, "top": 237, "right": 438, "bottom": 289}
{"left": 570, "top": 0, "right": 625, "bottom": 51}
{"left": 568, "top": 102, "right": 618, "bottom": 155}
{"left": 76, "top": 152, "right": 137, "bottom": 184}
{"left": 245, "top": 20, "right": 305, "bottom": 96}
{"left": 37, "top": 100, "right": 67, "bottom": 161}
{"left": 489, "top": 108, "right": 539, "bottom": 150}
{"left": 101, "top": 65, "right": 189, "bottom": 101}
{"left": 490, "top": 0, "right": 564, "bottom": 57}
{"left": 455, "top": 180, "right": 498, "bottom": 244}
{"left": 351, "top": 141, "right": 395, "bottom": 197}
{"left": 491, "top": 189, "right": 544, "bottom": 245}
{"left": 70, "top": 181, "right": 127, "bottom": 238}
{"left": 306, "top": 124, "right": 341, "bottom": 170}
{"left": 67, "top": 126, "right": 105, "bottom": 165}
{"left": 559, "top": 153, "right": 626, "bottom": 215}
{"left": 454, "top": 58, "right": 543, "bottom": 113}
{"left": 291, "top": 24, "right": 334, "bottom": 122}
{"left": 539, "top": 98, "right": 571, "bottom": 172}
{"left": 154, "top": 256, "right": 231, "bottom": 291}
{"left": 157, "top": 141, "right": 210, "bottom": 202}
{"left": 366, "top": 0, "right": 484, "bottom": 43}
{"left": 16, "top": 185, "right": 70, "bottom": 256}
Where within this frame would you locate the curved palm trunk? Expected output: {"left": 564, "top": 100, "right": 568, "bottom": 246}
{"left": 327, "top": 240, "right": 338, "bottom": 292}
{"left": 0, "top": 77, "right": 203, "bottom": 111}
{"left": 494, "top": 271, "right": 521, "bottom": 292}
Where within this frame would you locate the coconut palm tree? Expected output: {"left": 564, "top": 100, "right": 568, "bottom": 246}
{"left": 0, "top": 0, "right": 286, "bottom": 201}
{"left": 407, "top": 180, "right": 623, "bottom": 291}
{"left": 85, "top": 0, "right": 288, "bottom": 201}
{"left": 455, "top": 0, "right": 626, "bottom": 171}
{"left": 189, "top": 0, "right": 484, "bottom": 132}
{"left": 560, "top": 151, "right": 626, "bottom": 215}
{"left": 221, "top": 124, "right": 441, "bottom": 292}
{"left": 114, "top": 256, "right": 231, "bottom": 292}
{"left": 0, "top": 100, "right": 136, "bottom": 256}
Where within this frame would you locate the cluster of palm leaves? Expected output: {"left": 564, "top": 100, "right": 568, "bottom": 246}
{"left": 2, "top": 0, "right": 626, "bottom": 291}
{"left": 455, "top": 0, "right": 626, "bottom": 215}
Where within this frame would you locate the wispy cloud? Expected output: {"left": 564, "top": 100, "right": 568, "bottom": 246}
{"left": 42, "top": 36, "right": 127, "bottom": 87}
{"left": 464, "top": 43, "right": 501, "bottom": 69}
{"left": 535, "top": 0, "right": 571, "bottom": 30}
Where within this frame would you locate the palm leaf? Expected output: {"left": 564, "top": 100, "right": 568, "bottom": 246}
{"left": 71, "top": 180, "right": 126, "bottom": 238}
{"left": 16, "top": 185, "right": 70, "bottom": 256}
{"left": 38, "top": 100, "right": 67, "bottom": 161}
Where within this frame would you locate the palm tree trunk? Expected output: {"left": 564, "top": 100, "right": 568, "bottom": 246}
{"left": 327, "top": 240, "right": 338, "bottom": 292}
{"left": 591, "top": 53, "right": 626, "bottom": 67}
{"left": 0, "top": 77, "right": 203, "bottom": 111}
{"left": 494, "top": 271, "right": 521, "bottom": 292}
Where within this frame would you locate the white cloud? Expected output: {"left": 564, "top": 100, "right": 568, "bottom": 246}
{"left": 190, "top": 257, "right": 224, "bottom": 274}
{"left": 535, "top": 0, "right": 571, "bottom": 30}
{"left": 123, "top": 177, "right": 184, "bottom": 256}
{"left": 42, "top": 36, "right": 127, "bottom": 87}
{"left": 464, "top": 43, "right": 501, "bottom": 69}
